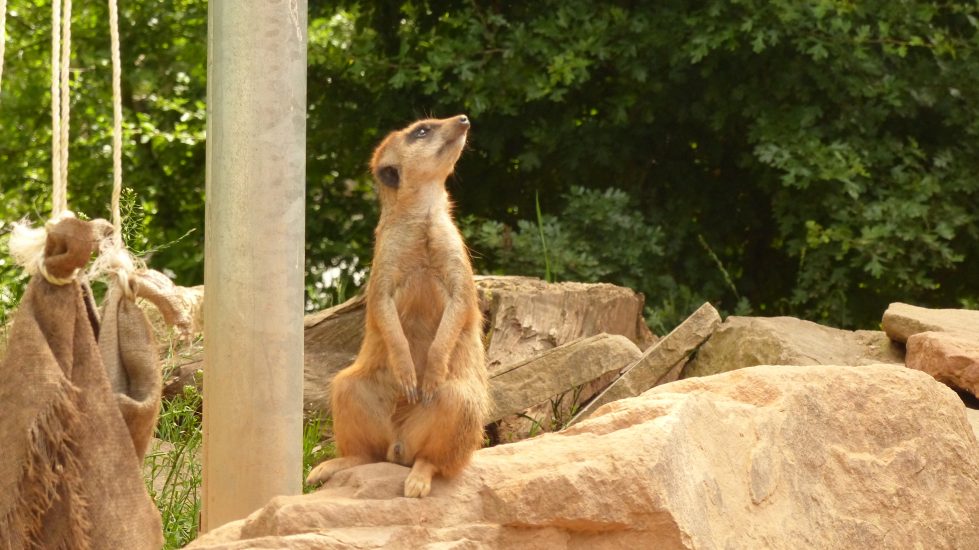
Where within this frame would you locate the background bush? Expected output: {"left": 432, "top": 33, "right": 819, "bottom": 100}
{"left": 2, "top": 0, "right": 978, "bottom": 329}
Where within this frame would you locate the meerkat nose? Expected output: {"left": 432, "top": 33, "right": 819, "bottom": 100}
{"left": 458, "top": 115, "right": 470, "bottom": 126}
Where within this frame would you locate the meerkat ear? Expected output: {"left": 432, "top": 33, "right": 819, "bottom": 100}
{"left": 377, "top": 165, "right": 400, "bottom": 189}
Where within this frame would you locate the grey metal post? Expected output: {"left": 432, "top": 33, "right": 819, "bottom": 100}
{"left": 202, "top": 0, "right": 306, "bottom": 531}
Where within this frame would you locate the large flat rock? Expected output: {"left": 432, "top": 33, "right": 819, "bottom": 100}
{"left": 683, "top": 316, "right": 904, "bottom": 379}
{"left": 882, "top": 302, "right": 979, "bottom": 343}
{"left": 907, "top": 331, "right": 979, "bottom": 397}
{"left": 187, "top": 364, "right": 979, "bottom": 549}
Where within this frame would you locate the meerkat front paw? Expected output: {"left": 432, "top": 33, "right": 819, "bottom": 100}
{"left": 391, "top": 358, "right": 419, "bottom": 403}
{"left": 420, "top": 362, "right": 447, "bottom": 405}
{"left": 404, "top": 469, "right": 432, "bottom": 498}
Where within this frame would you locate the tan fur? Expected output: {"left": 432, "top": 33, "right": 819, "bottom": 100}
{"left": 306, "top": 115, "right": 489, "bottom": 498}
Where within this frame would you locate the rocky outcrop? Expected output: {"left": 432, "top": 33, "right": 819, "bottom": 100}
{"left": 682, "top": 316, "right": 904, "bottom": 379}
{"left": 187, "top": 364, "right": 979, "bottom": 550}
{"left": 907, "top": 331, "right": 979, "bottom": 397}
{"left": 882, "top": 302, "right": 979, "bottom": 343}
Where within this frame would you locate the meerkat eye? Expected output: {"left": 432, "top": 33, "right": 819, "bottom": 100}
{"left": 411, "top": 125, "right": 431, "bottom": 139}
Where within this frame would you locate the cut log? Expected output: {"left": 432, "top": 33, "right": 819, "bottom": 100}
{"left": 487, "top": 333, "right": 641, "bottom": 423}
{"left": 567, "top": 302, "right": 721, "bottom": 426}
{"left": 475, "top": 276, "right": 655, "bottom": 373}
{"left": 303, "top": 294, "right": 366, "bottom": 409}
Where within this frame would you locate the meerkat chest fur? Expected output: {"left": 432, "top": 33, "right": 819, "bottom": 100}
{"left": 377, "top": 203, "right": 465, "bottom": 320}
{"left": 366, "top": 115, "right": 477, "bottom": 367}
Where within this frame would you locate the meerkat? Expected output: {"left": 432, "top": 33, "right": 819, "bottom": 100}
{"left": 306, "top": 114, "right": 489, "bottom": 498}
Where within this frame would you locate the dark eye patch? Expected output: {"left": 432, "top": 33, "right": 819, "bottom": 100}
{"left": 407, "top": 123, "right": 440, "bottom": 142}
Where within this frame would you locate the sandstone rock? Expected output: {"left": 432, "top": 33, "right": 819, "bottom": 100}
{"left": 568, "top": 302, "right": 720, "bottom": 425}
{"left": 683, "top": 316, "right": 904, "bottom": 379}
{"left": 907, "top": 331, "right": 979, "bottom": 397}
{"left": 487, "top": 334, "right": 640, "bottom": 441}
{"left": 966, "top": 408, "right": 979, "bottom": 442}
{"left": 882, "top": 302, "right": 979, "bottom": 343}
{"left": 188, "top": 364, "right": 979, "bottom": 549}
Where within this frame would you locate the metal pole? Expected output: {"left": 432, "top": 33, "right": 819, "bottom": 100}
{"left": 202, "top": 0, "right": 306, "bottom": 531}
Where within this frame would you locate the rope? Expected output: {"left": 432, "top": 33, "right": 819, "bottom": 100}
{"left": 58, "top": 0, "right": 71, "bottom": 206}
{"left": 0, "top": 0, "right": 8, "bottom": 97}
{"left": 108, "top": 0, "right": 122, "bottom": 244}
{"left": 90, "top": 0, "right": 140, "bottom": 298}
{"left": 10, "top": 0, "right": 138, "bottom": 291}
{"left": 50, "top": 0, "right": 63, "bottom": 215}
{"left": 8, "top": 0, "right": 74, "bottom": 284}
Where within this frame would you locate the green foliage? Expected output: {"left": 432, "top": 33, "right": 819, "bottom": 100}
{"left": 2, "top": 0, "right": 978, "bottom": 328}
{"left": 311, "top": 0, "right": 979, "bottom": 327}
{"left": 302, "top": 414, "right": 336, "bottom": 494}
{"left": 146, "top": 382, "right": 203, "bottom": 549}
{"left": 464, "top": 185, "right": 667, "bottom": 304}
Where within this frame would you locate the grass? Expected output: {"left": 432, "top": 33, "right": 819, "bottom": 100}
{"left": 535, "top": 191, "right": 553, "bottom": 283}
{"left": 147, "top": 345, "right": 336, "bottom": 549}
{"left": 145, "top": 384, "right": 203, "bottom": 548}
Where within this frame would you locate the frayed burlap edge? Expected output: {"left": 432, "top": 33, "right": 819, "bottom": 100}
{"left": 0, "top": 377, "right": 92, "bottom": 550}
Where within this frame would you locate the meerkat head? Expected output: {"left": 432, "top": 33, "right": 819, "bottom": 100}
{"left": 370, "top": 115, "right": 470, "bottom": 200}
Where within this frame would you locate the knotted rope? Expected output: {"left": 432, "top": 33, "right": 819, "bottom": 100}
{"left": 88, "top": 0, "right": 141, "bottom": 298}
{"left": 9, "top": 0, "right": 76, "bottom": 284}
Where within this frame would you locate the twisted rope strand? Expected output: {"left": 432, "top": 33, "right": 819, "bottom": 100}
{"left": 108, "top": 0, "right": 123, "bottom": 245}
{"left": 58, "top": 0, "right": 72, "bottom": 207}
{"left": 50, "top": 0, "right": 62, "bottom": 215}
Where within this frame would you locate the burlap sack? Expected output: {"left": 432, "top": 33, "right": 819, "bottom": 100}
{"left": 99, "top": 278, "right": 164, "bottom": 460}
{"left": 0, "top": 217, "right": 163, "bottom": 550}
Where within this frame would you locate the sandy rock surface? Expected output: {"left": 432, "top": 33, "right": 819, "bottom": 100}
{"left": 907, "top": 331, "right": 979, "bottom": 397}
{"left": 882, "top": 302, "right": 979, "bottom": 343}
{"left": 188, "top": 364, "right": 979, "bottom": 550}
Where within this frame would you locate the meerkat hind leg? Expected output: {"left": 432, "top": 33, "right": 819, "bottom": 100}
{"left": 404, "top": 457, "right": 438, "bottom": 498}
{"left": 305, "top": 455, "right": 373, "bottom": 486}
